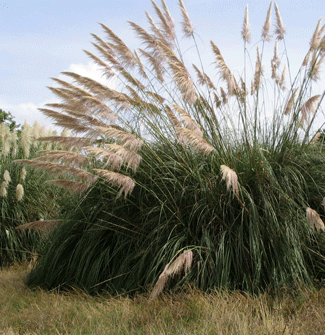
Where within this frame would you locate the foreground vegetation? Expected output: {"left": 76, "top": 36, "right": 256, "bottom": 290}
{"left": 18, "top": 0, "right": 325, "bottom": 298}
{"left": 2, "top": 264, "right": 325, "bottom": 334}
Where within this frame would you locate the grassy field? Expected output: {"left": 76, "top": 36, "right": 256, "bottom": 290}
{"left": 2, "top": 264, "right": 325, "bottom": 334}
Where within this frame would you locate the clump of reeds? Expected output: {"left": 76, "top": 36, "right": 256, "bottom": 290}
{"left": 24, "top": 1, "right": 325, "bottom": 296}
{"left": 0, "top": 121, "right": 80, "bottom": 267}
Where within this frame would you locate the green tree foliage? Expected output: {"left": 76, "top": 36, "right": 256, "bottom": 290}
{"left": 0, "top": 109, "right": 20, "bottom": 131}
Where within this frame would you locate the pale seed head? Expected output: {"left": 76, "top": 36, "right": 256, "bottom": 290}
{"left": 0, "top": 181, "right": 7, "bottom": 198}
{"left": 3, "top": 170, "right": 11, "bottom": 185}
{"left": 16, "top": 184, "right": 24, "bottom": 201}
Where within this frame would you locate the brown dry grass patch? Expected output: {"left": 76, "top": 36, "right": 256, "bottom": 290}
{"left": 2, "top": 264, "right": 325, "bottom": 334}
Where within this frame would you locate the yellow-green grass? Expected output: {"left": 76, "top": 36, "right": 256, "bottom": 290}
{"left": 2, "top": 264, "right": 325, "bottom": 334}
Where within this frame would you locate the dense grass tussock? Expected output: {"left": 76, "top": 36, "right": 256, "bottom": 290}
{"left": 0, "top": 122, "right": 79, "bottom": 266}
{"left": 25, "top": 1, "right": 325, "bottom": 296}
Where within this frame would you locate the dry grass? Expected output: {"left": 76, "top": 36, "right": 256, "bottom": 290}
{"left": 2, "top": 265, "right": 325, "bottom": 334}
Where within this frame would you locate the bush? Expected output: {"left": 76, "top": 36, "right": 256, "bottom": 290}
{"left": 0, "top": 122, "right": 79, "bottom": 266}
{"left": 25, "top": 1, "right": 325, "bottom": 296}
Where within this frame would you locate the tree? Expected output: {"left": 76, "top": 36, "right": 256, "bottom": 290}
{"left": 0, "top": 109, "right": 20, "bottom": 131}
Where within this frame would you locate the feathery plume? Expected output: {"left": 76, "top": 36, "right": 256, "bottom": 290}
{"left": 211, "top": 41, "right": 234, "bottom": 95}
{"left": 20, "top": 122, "right": 32, "bottom": 158}
{"left": 14, "top": 159, "right": 98, "bottom": 183}
{"left": 85, "top": 147, "right": 123, "bottom": 170}
{"left": 134, "top": 50, "right": 148, "bottom": 79}
{"left": 177, "top": 127, "right": 214, "bottom": 154}
{"left": 306, "top": 207, "right": 325, "bottom": 232}
{"left": 310, "top": 18, "right": 323, "bottom": 50}
{"left": 88, "top": 144, "right": 141, "bottom": 173}
{"left": 38, "top": 125, "right": 48, "bottom": 139}
{"left": 146, "top": 91, "right": 165, "bottom": 104}
{"left": 241, "top": 5, "right": 251, "bottom": 43}
{"left": 204, "top": 73, "right": 216, "bottom": 90}
{"left": 16, "top": 184, "right": 24, "bottom": 201}
{"left": 93, "top": 169, "right": 135, "bottom": 198}
{"left": 120, "top": 69, "right": 145, "bottom": 89}
{"left": 192, "top": 64, "right": 216, "bottom": 89}
{"left": 148, "top": 265, "right": 169, "bottom": 303}
{"left": 302, "top": 49, "right": 312, "bottom": 67}
{"left": 308, "top": 52, "right": 325, "bottom": 82}
{"left": 139, "top": 48, "right": 165, "bottom": 83}
{"left": 91, "top": 41, "right": 123, "bottom": 71}
{"left": 60, "top": 72, "right": 129, "bottom": 104}
{"left": 15, "top": 219, "right": 61, "bottom": 233}
{"left": 278, "top": 63, "right": 287, "bottom": 90}
{"left": 32, "top": 121, "right": 40, "bottom": 140}
{"left": 151, "top": 0, "right": 176, "bottom": 40}
{"left": 161, "top": 0, "right": 175, "bottom": 36}
{"left": 193, "top": 64, "right": 205, "bottom": 86}
{"left": 128, "top": 21, "right": 161, "bottom": 57}
{"left": 251, "top": 47, "right": 263, "bottom": 94}
{"left": 179, "top": 0, "right": 194, "bottom": 37}
{"left": 173, "top": 104, "right": 203, "bottom": 137}
{"left": 37, "top": 136, "right": 93, "bottom": 151}
{"left": 37, "top": 150, "right": 89, "bottom": 167}
{"left": 90, "top": 33, "right": 114, "bottom": 52}
{"left": 240, "top": 77, "right": 247, "bottom": 97}
{"left": 148, "top": 250, "right": 193, "bottom": 303}
{"left": 320, "top": 33, "right": 325, "bottom": 52}
{"left": 145, "top": 11, "right": 174, "bottom": 50}
{"left": 99, "top": 23, "right": 137, "bottom": 68}
{"left": 11, "top": 147, "right": 17, "bottom": 158}
{"left": 300, "top": 95, "right": 321, "bottom": 125}
{"left": 10, "top": 130, "right": 18, "bottom": 158}
{"left": 271, "top": 40, "right": 280, "bottom": 80}
{"left": 20, "top": 167, "right": 27, "bottom": 180}
{"left": 284, "top": 88, "right": 298, "bottom": 115}
{"left": 47, "top": 180, "right": 90, "bottom": 193}
{"left": 39, "top": 108, "right": 95, "bottom": 135}
{"left": 166, "top": 56, "right": 197, "bottom": 104}
{"left": 0, "top": 181, "right": 7, "bottom": 198}
{"left": 214, "top": 92, "right": 222, "bottom": 108}
{"left": 146, "top": 11, "right": 167, "bottom": 42}
{"left": 220, "top": 87, "right": 228, "bottom": 104}
{"left": 220, "top": 165, "right": 239, "bottom": 197}
{"left": 95, "top": 126, "right": 144, "bottom": 151}
{"left": 3, "top": 170, "right": 11, "bottom": 186}
{"left": 274, "top": 2, "right": 286, "bottom": 40}
{"left": 83, "top": 50, "right": 115, "bottom": 80}
{"left": 261, "top": 2, "right": 273, "bottom": 41}
{"left": 51, "top": 97, "right": 118, "bottom": 123}
{"left": 165, "top": 105, "right": 181, "bottom": 128}
{"left": 0, "top": 123, "right": 11, "bottom": 156}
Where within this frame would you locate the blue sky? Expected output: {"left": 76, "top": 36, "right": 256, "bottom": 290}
{"left": 1, "top": 0, "right": 324, "bottom": 128}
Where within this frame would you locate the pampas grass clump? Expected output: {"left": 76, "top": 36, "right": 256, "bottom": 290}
{"left": 0, "top": 122, "right": 79, "bottom": 267}
{"left": 24, "top": 1, "right": 325, "bottom": 296}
